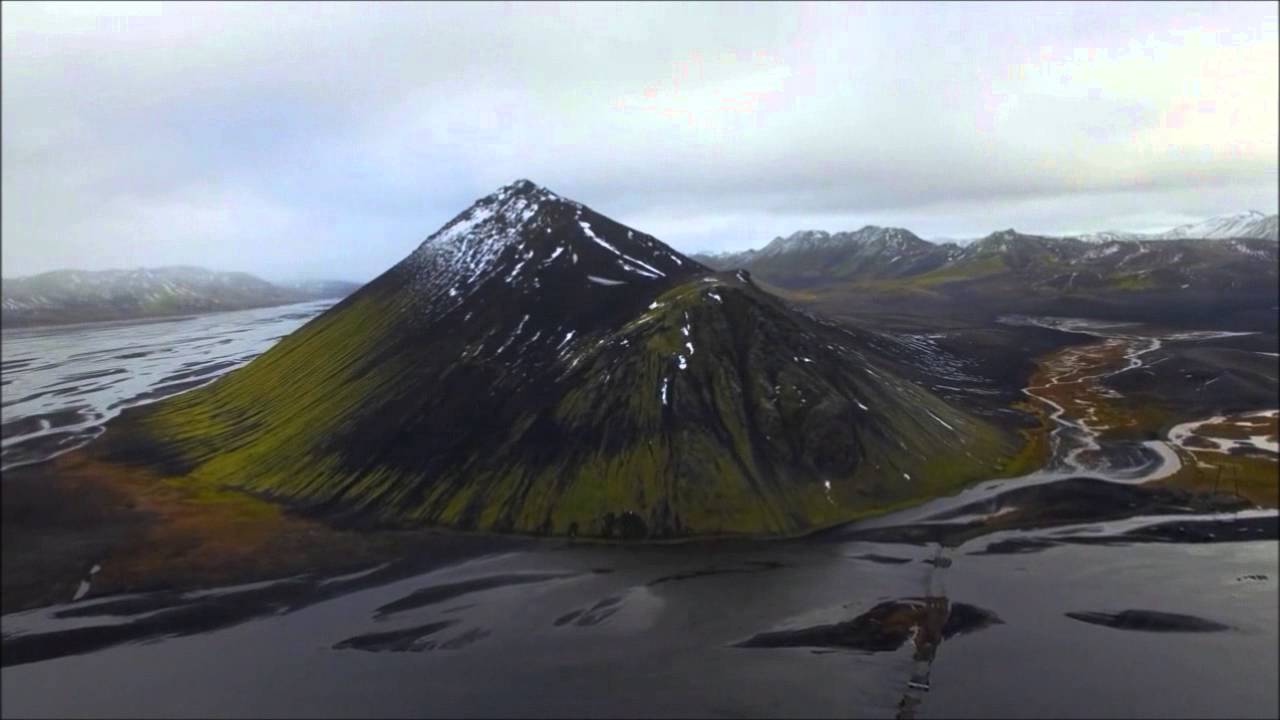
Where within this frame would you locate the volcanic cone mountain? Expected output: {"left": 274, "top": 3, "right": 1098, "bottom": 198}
{"left": 99, "top": 180, "right": 1026, "bottom": 538}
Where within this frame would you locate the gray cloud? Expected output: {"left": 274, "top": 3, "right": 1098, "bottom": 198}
{"left": 3, "top": 1, "right": 1276, "bottom": 279}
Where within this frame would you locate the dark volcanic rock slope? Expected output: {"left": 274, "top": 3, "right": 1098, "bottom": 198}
{"left": 99, "top": 181, "right": 1022, "bottom": 538}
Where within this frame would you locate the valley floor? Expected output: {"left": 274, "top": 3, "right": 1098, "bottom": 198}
{"left": 1, "top": 307, "right": 1276, "bottom": 718}
{"left": 1015, "top": 321, "right": 1279, "bottom": 506}
{"left": 3, "top": 310, "right": 1276, "bottom": 611}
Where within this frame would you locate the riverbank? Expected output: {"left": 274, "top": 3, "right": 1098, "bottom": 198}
{"left": 1013, "top": 317, "right": 1277, "bottom": 507}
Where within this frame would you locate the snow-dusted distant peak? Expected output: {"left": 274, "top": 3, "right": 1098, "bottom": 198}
{"left": 1071, "top": 211, "right": 1278, "bottom": 243}
{"left": 758, "top": 230, "right": 832, "bottom": 257}
{"left": 969, "top": 229, "right": 1020, "bottom": 252}
{"left": 1158, "top": 211, "right": 1277, "bottom": 240}
{"left": 840, "top": 225, "right": 928, "bottom": 250}
{"left": 696, "top": 248, "right": 758, "bottom": 261}
{"left": 755, "top": 225, "right": 928, "bottom": 258}
{"left": 927, "top": 236, "right": 978, "bottom": 247}
{"left": 1074, "top": 230, "right": 1150, "bottom": 243}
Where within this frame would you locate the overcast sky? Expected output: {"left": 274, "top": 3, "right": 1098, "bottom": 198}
{"left": 3, "top": 1, "right": 1277, "bottom": 281}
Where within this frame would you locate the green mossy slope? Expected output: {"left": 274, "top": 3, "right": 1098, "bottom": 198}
{"left": 99, "top": 271, "right": 1021, "bottom": 539}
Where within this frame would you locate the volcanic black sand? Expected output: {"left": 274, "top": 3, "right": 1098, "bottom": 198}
{"left": 4, "top": 497, "right": 1274, "bottom": 718}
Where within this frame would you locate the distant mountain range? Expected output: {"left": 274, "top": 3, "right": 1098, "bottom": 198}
{"left": 1, "top": 267, "right": 360, "bottom": 328}
{"left": 98, "top": 180, "right": 1029, "bottom": 539}
{"left": 693, "top": 223, "right": 1278, "bottom": 291}
{"left": 694, "top": 220, "right": 1278, "bottom": 332}
{"left": 695, "top": 211, "right": 1278, "bottom": 267}
{"left": 693, "top": 226, "right": 962, "bottom": 287}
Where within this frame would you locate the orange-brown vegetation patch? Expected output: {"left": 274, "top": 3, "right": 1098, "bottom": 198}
{"left": 1025, "top": 340, "right": 1277, "bottom": 508}
{"left": 2, "top": 449, "right": 507, "bottom": 612}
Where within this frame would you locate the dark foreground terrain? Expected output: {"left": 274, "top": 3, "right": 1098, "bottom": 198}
{"left": 2, "top": 468, "right": 1276, "bottom": 718}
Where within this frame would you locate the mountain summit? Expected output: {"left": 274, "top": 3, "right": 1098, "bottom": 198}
{"left": 694, "top": 225, "right": 958, "bottom": 287}
{"left": 1155, "top": 210, "right": 1278, "bottom": 241}
{"left": 99, "top": 181, "right": 1024, "bottom": 538}
{"left": 403, "top": 179, "right": 691, "bottom": 311}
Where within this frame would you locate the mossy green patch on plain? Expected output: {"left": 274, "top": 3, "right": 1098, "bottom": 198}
{"left": 908, "top": 254, "right": 1008, "bottom": 286}
{"left": 1107, "top": 272, "right": 1158, "bottom": 291}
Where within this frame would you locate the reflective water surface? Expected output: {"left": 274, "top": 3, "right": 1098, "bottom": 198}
{"left": 1, "top": 301, "right": 335, "bottom": 470}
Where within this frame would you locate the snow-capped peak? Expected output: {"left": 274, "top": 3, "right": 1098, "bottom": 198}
{"left": 839, "top": 225, "right": 926, "bottom": 250}
{"left": 756, "top": 226, "right": 926, "bottom": 258}
{"left": 1157, "top": 211, "right": 1277, "bottom": 240}
{"left": 492, "top": 178, "right": 562, "bottom": 202}
{"left": 1072, "top": 211, "right": 1278, "bottom": 243}
{"left": 412, "top": 182, "right": 550, "bottom": 264}
{"left": 1074, "top": 230, "right": 1149, "bottom": 243}
{"left": 697, "top": 247, "right": 759, "bottom": 260}
{"left": 759, "top": 230, "right": 832, "bottom": 256}
{"left": 402, "top": 180, "right": 701, "bottom": 311}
